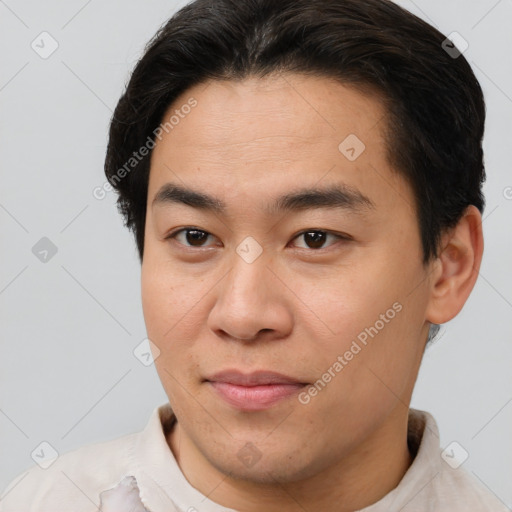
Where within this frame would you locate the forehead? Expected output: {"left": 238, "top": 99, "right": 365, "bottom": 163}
{"left": 148, "top": 73, "right": 413, "bottom": 215}
{"left": 156, "top": 74, "right": 386, "bottom": 152}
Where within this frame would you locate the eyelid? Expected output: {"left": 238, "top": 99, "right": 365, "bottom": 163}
{"left": 291, "top": 228, "right": 352, "bottom": 241}
{"left": 164, "top": 226, "right": 220, "bottom": 248}
{"left": 289, "top": 229, "right": 352, "bottom": 251}
{"left": 165, "top": 226, "right": 352, "bottom": 251}
{"left": 165, "top": 226, "right": 208, "bottom": 239}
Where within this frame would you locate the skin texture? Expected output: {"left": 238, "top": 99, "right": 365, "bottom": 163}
{"left": 141, "top": 73, "right": 483, "bottom": 512}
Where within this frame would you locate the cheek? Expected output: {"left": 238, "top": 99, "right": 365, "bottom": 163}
{"left": 141, "top": 262, "right": 204, "bottom": 400}
{"left": 141, "top": 262, "right": 172, "bottom": 335}
{"left": 315, "top": 283, "right": 426, "bottom": 414}
{"left": 141, "top": 258, "right": 197, "bottom": 332}
{"left": 140, "top": 258, "right": 212, "bottom": 368}
{"left": 301, "top": 264, "right": 394, "bottom": 345}
{"left": 300, "top": 256, "right": 423, "bottom": 388}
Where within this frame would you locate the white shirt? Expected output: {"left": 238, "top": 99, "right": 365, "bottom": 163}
{"left": 0, "top": 403, "right": 507, "bottom": 511}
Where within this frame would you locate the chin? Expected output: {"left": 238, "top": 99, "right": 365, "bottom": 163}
{"left": 203, "top": 443, "right": 326, "bottom": 485}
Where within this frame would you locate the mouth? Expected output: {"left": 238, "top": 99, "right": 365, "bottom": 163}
{"left": 204, "top": 370, "right": 308, "bottom": 411}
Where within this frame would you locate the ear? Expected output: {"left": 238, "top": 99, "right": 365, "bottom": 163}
{"left": 425, "top": 205, "right": 484, "bottom": 324}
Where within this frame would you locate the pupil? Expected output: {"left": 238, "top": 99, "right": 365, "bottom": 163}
{"left": 306, "top": 231, "right": 325, "bottom": 249}
{"left": 187, "top": 230, "right": 207, "bottom": 246}
{"left": 184, "top": 230, "right": 327, "bottom": 248}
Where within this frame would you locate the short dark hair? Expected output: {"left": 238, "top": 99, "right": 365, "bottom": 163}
{"left": 104, "top": 0, "right": 486, "bottom": 263}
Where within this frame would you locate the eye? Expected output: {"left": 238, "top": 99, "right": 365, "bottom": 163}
{"left": 165, "top": 227, "right": 350, "bottom": 251}
{"left": 290, "top": 229, "right": 350, "bottom": 250}
{"left": 165, "top": 227, "right": 219, "bottom": 248}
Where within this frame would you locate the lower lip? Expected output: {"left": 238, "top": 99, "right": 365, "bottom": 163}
{"left": 208, "top": 381, "right": 306, "bottom": 411}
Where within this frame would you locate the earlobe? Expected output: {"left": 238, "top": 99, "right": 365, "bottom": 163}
{"left": 425, "top": 205, "right": 484, "bottom": 325}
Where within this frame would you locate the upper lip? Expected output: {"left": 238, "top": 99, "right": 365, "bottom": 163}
{"left": 205, "top": 370, "right": 306, "bottom": 386}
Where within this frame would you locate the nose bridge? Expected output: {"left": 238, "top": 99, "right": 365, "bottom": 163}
{"left": 208, "top": 238, "right": 292, "bottom": 341}
{"left": 224, "top": 241, "right": 271, "bottom": 315}
{"left": 227, "top": 233, "right": 269, "bottom": 293}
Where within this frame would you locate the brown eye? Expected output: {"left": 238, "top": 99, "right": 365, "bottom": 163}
{"left": 302, "top": 231, "right": 327, "bottom": 249}
{"left": 292, "top": 230, "right": 349, "bottom": 250}
{"left": 167, "top": 228, "right": 216, "bottom": 247}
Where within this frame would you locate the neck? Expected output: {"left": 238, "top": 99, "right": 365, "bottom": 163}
{"left": 168, "top": 405, "right": 414, "bottom": 512}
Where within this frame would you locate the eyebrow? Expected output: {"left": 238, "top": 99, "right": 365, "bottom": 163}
{"left": 152, "top": 182, "right": 375, "bottom": 215}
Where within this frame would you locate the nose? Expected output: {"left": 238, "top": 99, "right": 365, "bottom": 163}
{"left": 207, "top": 250, "right": 294, "bottom": 343}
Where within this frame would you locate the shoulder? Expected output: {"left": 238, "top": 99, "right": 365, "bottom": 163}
{"left": 0, "top": 431, "right": 138, "bottom": 512}
{"left": 434, "top": 463, "right": 509, "bottom": 511}
{"left": 390, "top": 409, "right": 509, "bottom": 512}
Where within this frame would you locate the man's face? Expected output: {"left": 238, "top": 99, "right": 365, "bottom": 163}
{"left": 141, "top": 74, "right": 433, "bottom": 483}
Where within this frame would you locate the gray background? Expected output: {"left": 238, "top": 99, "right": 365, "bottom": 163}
{"left": 1, "top": 0, "right": 511, "bottom": 506}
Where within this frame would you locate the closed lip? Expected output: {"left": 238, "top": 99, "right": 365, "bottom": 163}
{"left": 204, "top": 369, "right": 308, "bottom": 386}
{"left": 205, "top": 369, "right": 308, "bottom": 411}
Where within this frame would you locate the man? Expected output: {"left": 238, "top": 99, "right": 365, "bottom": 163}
{"left": 1, "top": 0, "right": 507, "bottom": 510}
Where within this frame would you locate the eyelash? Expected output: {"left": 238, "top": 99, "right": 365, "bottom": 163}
{"left": 164, "top": 227, "right": 351, "bottom": 252}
